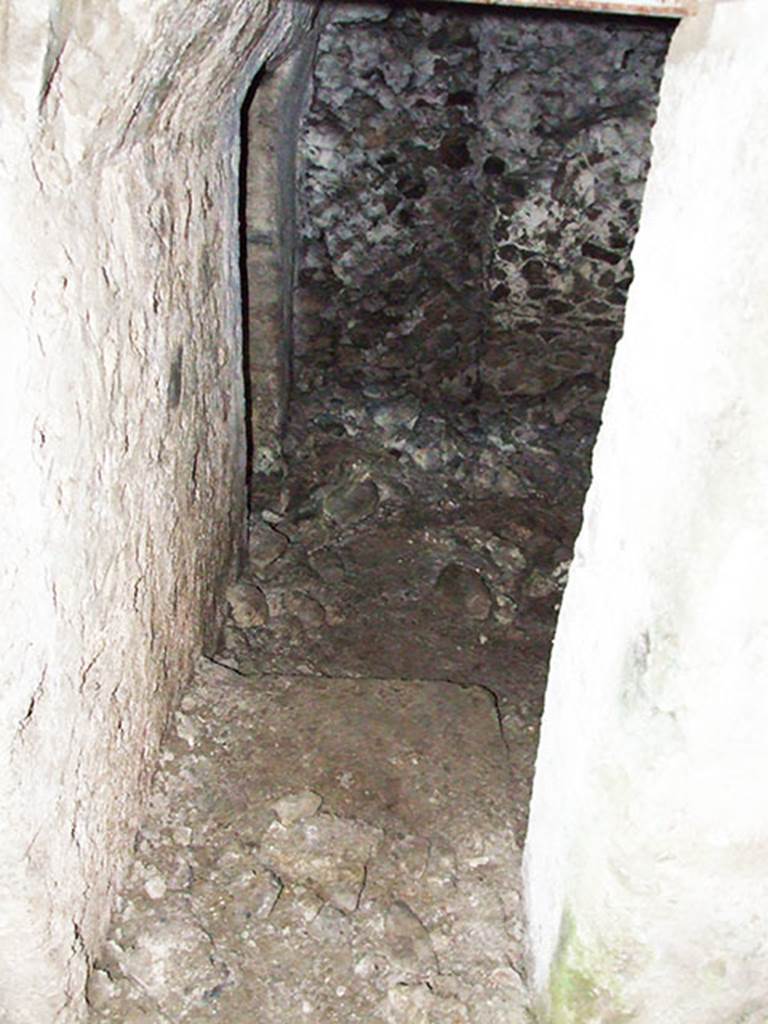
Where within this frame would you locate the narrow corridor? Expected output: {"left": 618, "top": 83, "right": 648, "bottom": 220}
{"left": 86, "top": 4, "right": 671, "bottom": 1021}
{"left": 88, "top": 369, "right": 602, "bottom": 1022}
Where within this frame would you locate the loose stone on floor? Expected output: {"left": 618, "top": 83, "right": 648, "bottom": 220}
{"left": 88, "top": 663, "right": 529, "bottom": 1022}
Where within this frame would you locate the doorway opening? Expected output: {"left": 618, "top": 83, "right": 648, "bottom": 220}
{"left": 88, "top": 4, "right": 673, "bottom": 1021}
{"left": 241, "top": 0, "right": 672, "bottom": 836}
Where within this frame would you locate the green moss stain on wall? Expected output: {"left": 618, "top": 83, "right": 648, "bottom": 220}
{"left": 541, "top": 910, "right": 637, "bottom": 1024}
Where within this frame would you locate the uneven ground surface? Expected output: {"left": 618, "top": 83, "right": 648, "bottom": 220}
{"left": 89, "top": 381, "right": 591, "bottom": 1022}
{"left": 88, "top": 666, "right": 529, "bottom": 1023}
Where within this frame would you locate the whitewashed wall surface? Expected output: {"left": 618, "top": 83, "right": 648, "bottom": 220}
{"left": 525, "top": 1, "right": 768, "bottom": 1021}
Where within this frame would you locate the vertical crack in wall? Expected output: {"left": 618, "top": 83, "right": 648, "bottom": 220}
{"left": 39, "top": 0, "right": 76, "bottom": 113}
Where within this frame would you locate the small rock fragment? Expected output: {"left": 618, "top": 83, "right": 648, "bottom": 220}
{"left": 322, "top": 478, "right": 380, "bottom": 526}
{"left": 385, "top": 901, "right": 438, "bottom": 972}
{"left": 272, "top": 790, "right": 323, "bottom": 827}
{"left": 248, "top": 519, "right": 289, "bottom": 573}
{"left": 384, "top": 985, "right": 431, "bottom": 1024}
{"left": 144, "top": 875, "right": 166, "bottom": 901}
{"left": 283, "top": 591, "right": 327, "bottom": 629}
{"left": 371, "top": 397, "right": 420, "bottom": 434}
{"left": 434, "top": 563, "right": 493, "bottom": 620}
{"left": 354, "top": 950, "right": 390, "bottom": 981}
{"left": 166, "top": 854, "right": 193, "bottom": 891}
{"left": 485, "top": 537, "right": 527, "bottom": 577}
{"left": 174, "top": 712, "right": 199, "bottom": 749}
{"left": 226, "top": 581, "right": 270, "bottom": 628}
{"left": 523, "top": 568, "right": 561, "bottom": 599}
{"left": 224, "top": 868, "right": 282, "bottom": 928}
{"left": 259, "top": 813, "right": 381, "bottom": 914}
{"left": 172, "top": 825, "right": 192, "bottom": 846}
{"left": 253, "top": 871, "right": 283, "bottom": 920}
{"left": 552, "top": 558, "right": 571, "bottom": 588}
{"left": 261, "top": 508, "right": 283, "bottom": 524}
{"left": 192, "top": 859, "right": 281, "bottom": 929}
{"left": 113, "top": 912, "right": 228, "bottom": 1019}
{"left": 426, "top": 838, "right": 457, "bottom": 885}
{"left": 386, "top": 833, "right": 430, "bottom": 880}
{"left": 409, "top": 447, "right": 442, "bottom": 473}
{"left": 270, "top": 883, "right": 324, "bottom": 928}
{"left": 375, "top": 473, "right": 413, "bottom": 504}
{"left": 496, "top": 465, "right": 525, "bottom": 497}
{"left": 308, "top": 546, "right": 346, "bottom": 582}
{"left": 494, "top": 594, "right": 518, "bottom": 625}
{"left": 85, "top": 967, "right": 120, "bottom": 1012}
{"left": 308, "top": 903, "right": 352, "bottom": 943}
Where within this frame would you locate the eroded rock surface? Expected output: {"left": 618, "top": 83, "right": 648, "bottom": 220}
{"left": 294, "top": 4, "right": 672, "bottom": 407}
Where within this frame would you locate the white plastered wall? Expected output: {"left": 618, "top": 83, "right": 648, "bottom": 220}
{"left": 524, "top": 1, "right": 768, "bottom": 1020}
{"left": 0, "top": 3, "right": 307, "bottom": 1021}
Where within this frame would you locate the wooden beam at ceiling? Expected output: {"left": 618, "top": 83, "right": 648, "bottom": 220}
{"left": 440, "top": 0, "right": 695, "bottom": 16}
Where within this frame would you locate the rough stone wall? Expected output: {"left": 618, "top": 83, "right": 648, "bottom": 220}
{"left": 476, "top": 12, "right": 671, "bottom": 398}
{"left": 524, "top": 2, "right": 768, "bottom": 1020}
{"left": 0, "top": 4, "right": 307, "bottom": 1021}
{"left": 292, "top": 3, "right": 671, "bottom": 409}
{"left": 295, "top": 3, "right": 487, "bottom": 400}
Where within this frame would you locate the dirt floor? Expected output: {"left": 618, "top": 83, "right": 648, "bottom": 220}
{"left": 87, "top": 381, "right": 596, "bottom": 1022}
